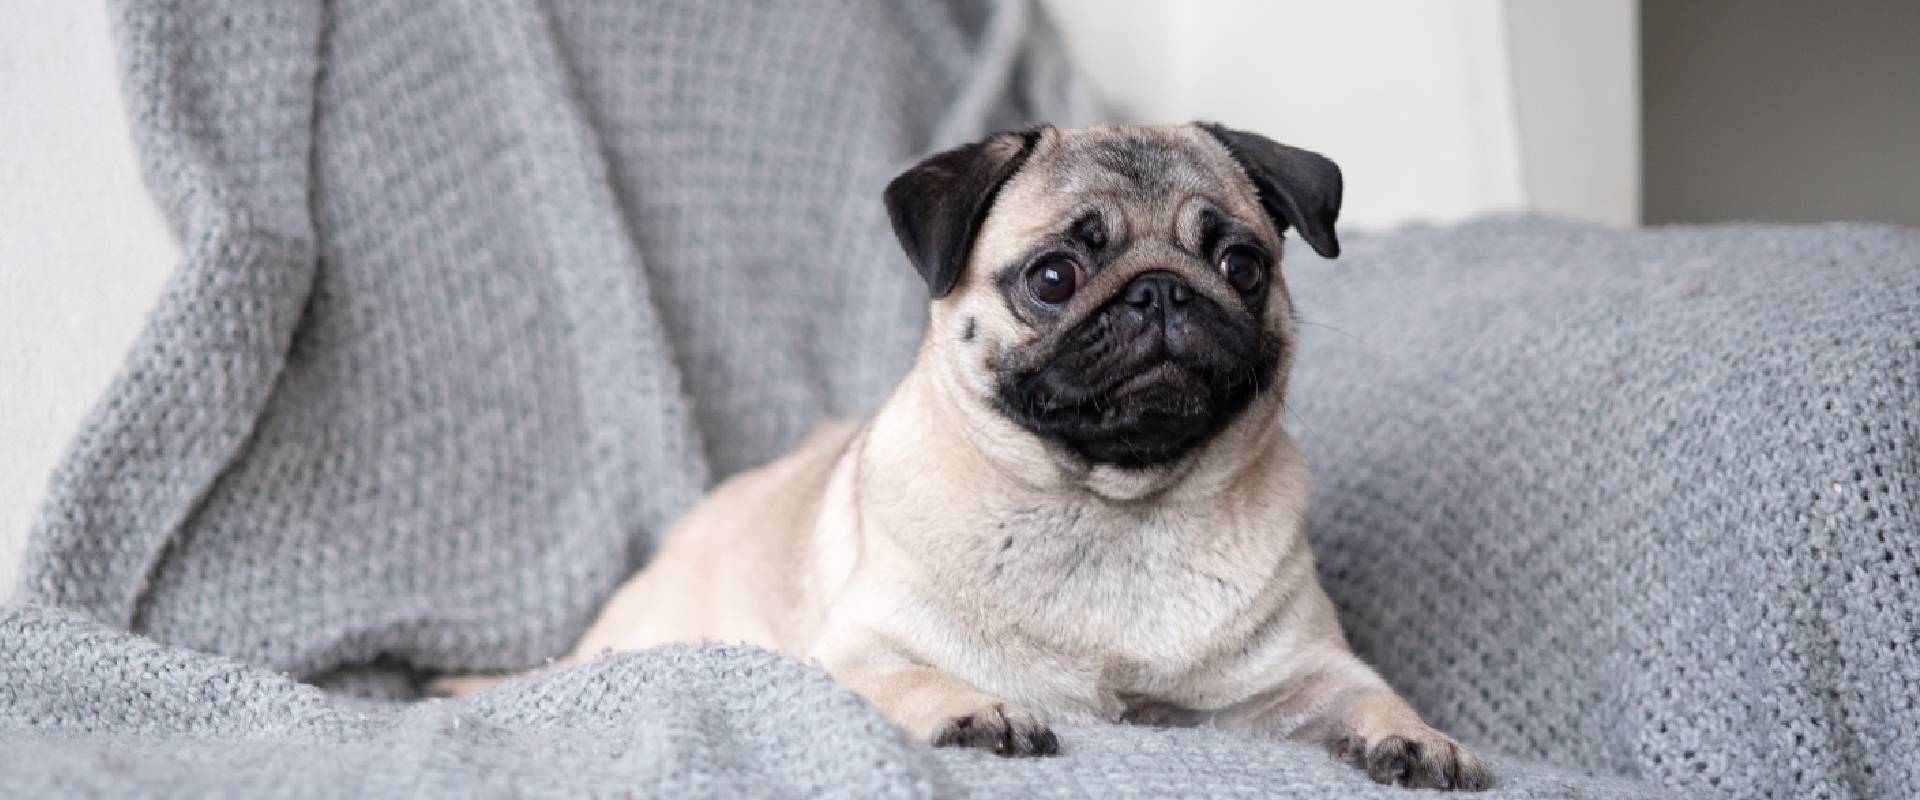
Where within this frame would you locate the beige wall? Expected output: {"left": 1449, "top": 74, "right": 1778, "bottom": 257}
{"left": 1506, "top": 0, "right": 1641, "bottom": 227}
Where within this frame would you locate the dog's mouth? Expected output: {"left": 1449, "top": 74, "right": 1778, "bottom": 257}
{"left": 1112, "top": 362, "right": 1192, "bottom": 398}
{"left": 991, "top": 298, "right": 1279, "bottom": 469}
{"left": 1000, "top": 357, "right": 1263, "bottom": 468}
{"left": 1023, "top": 357, "right": 1218, "bottom": 417}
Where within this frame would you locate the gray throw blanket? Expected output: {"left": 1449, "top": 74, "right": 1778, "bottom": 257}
{"left": 5, "top": 1, "right": 1916, "bottom": 797}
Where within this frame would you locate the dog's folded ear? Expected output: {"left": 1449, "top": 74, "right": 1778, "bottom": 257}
{"left": 1197, "top": 123, "right": 1343, "bottom": 259}
{"left": 884, "top": 128, "right": 1046, "bottom": 298}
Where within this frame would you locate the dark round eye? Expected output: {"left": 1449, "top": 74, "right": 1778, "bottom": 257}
{"left": 1025, "top": 256, "right": 1084, "bottom": 305}
{"left": 1218, "top": 246, "right": 1266, "bottom": 293}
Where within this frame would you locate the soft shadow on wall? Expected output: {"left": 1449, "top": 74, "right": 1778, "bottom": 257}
{"left": 1643, "top": 0, "right": 1920, "bottom": 228}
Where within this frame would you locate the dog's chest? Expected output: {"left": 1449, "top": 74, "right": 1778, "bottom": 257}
{"left": 942, "top": 500, "right": 1291, "bottom": 718}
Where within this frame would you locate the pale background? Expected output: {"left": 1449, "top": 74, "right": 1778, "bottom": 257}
{"left": 11, "top": 0, "right": 1860, "bottom": 593}
{"left": 1040, "top": 0, "right": 1639, "bottom": 230}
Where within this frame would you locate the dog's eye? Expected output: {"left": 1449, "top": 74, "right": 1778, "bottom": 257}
{"left": 1026, "top": 257, "right": 1083, "bottom": 305}
{"left": 1217, "top": 246, "right": 1265, "bottom": 294}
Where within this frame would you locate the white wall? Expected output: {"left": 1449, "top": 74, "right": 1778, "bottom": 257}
{"left": 1040, "top": 0, "right": 1638, "bottom": 230}
{"left": 0, "top": 1, "right": 180, "bottom": 596}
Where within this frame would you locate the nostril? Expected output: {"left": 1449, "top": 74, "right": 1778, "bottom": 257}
{"left": 1122, "top": 273, "right": 1194, "bottom": 310}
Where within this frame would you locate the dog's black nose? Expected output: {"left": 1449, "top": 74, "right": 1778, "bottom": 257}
{"left": 1122, "top": 272, "right": 1194, "bottom": 311}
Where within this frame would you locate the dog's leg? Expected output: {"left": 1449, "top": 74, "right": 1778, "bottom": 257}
{"left": 423, "top": 673, "right": 512, "bottom": 698}
{"left": 1216, "top": 647, "right": 1492, "bottom": 791}
{"left": 813, "top": 638, "right": 1057, "bottom": 756}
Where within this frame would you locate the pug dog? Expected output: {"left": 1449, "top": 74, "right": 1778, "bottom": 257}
{"left": 441, "top": 123, "right": 1491, "bottom": 791}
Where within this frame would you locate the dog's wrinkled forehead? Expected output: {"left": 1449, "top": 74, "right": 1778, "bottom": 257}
{"left": 1048, "top": 129, "right": 1240, "bottom": 195}
{"left": 1004, "top": 126, "right": 1269, "bottom": 239}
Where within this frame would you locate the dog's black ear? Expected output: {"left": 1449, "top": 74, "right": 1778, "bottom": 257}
{"left": 884, "top": 128, "right": 1045, "bottom": 298}
{"left": 1197, "top": 123, "right": 1343, "bottom": 259}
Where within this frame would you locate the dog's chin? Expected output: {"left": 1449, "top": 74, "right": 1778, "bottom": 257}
{"left": 999, "top": 359, "right": 1266, "bottom": 470}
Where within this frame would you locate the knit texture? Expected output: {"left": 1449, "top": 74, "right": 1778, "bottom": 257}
{"left": 1286, "top": 218, "right": 1920, "bottom": 800}
{"left": 6, "top": 0, "right": 1917, "bottom": 797}
{"left": 1, "top": 605, "right": 1668, "bottom": 798}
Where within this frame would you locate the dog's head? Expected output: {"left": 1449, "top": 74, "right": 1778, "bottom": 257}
{"left": 884, "top": 123, "right": 1341, "bottom": 479}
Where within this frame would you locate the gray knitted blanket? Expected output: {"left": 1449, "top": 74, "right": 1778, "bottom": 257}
{"left": 6, "top": 1, "right": 1917, "bottom": 797}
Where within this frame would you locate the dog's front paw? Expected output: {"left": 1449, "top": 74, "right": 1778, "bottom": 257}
{"left": 1331, "top": 730, "right": 1491, "bottom": 791}
{"left": 932, "top": 702, "right": 1059, "bottom": 757}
